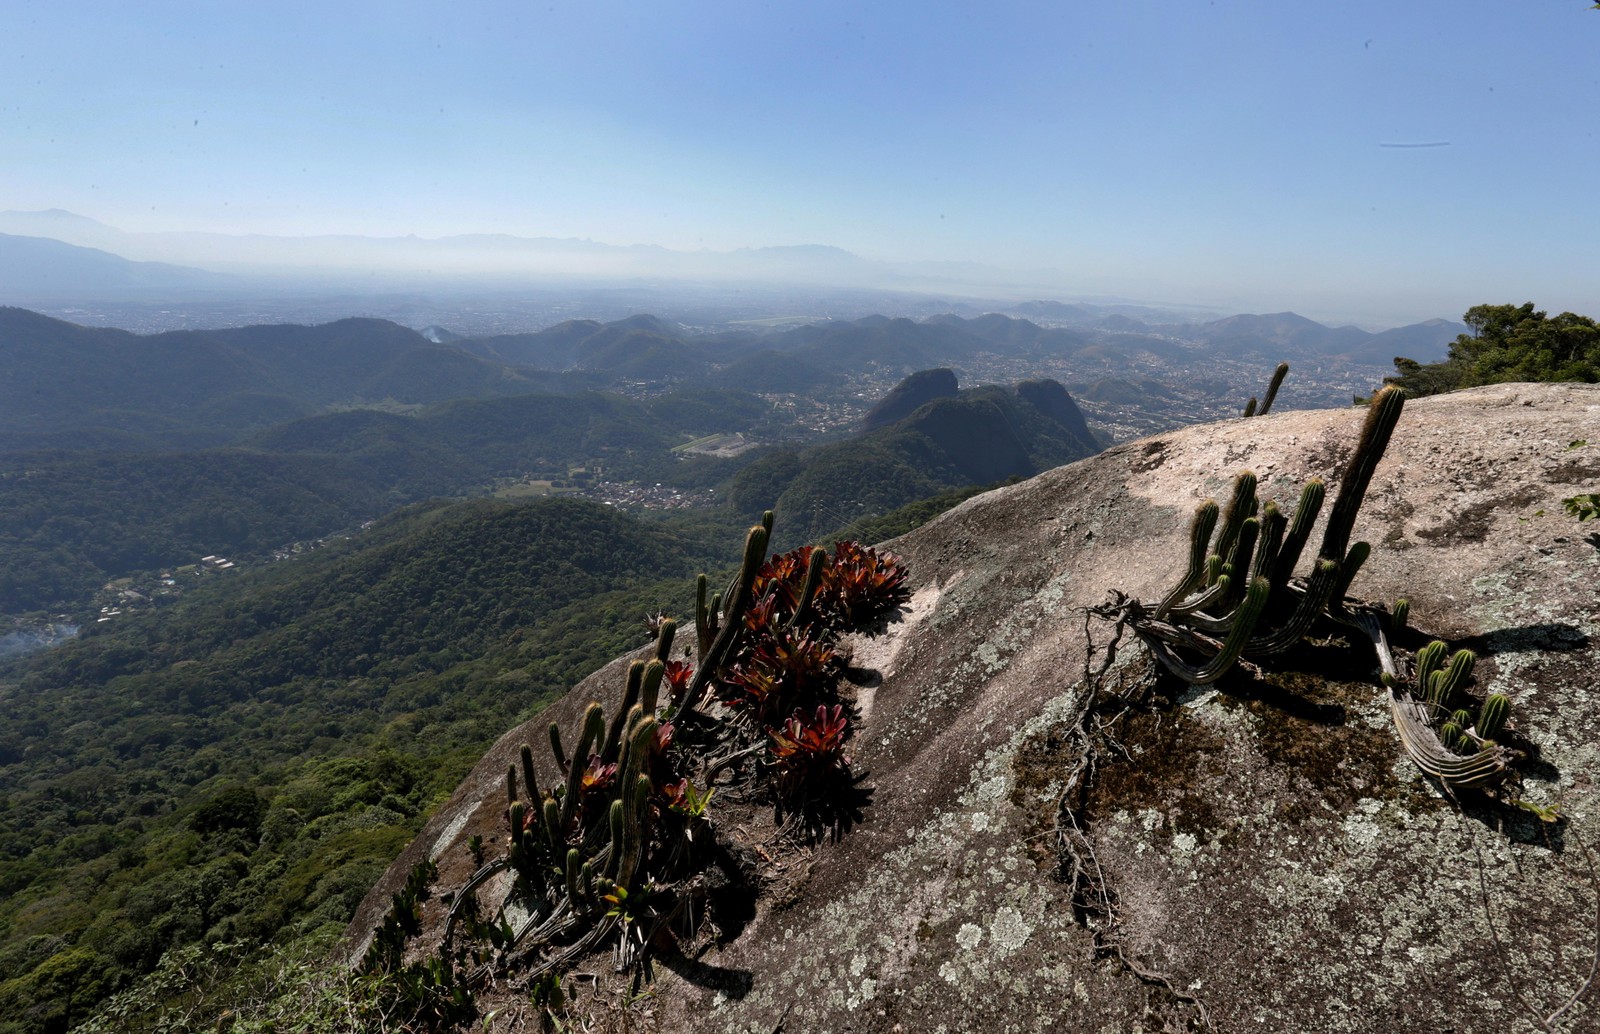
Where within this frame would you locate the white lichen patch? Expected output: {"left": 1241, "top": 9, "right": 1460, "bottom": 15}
{"left": 702, "top": 685, "right": 1091, "bottom": 1032}
{"left": 988, "top": 906, "right": 1033, "bottom": 955}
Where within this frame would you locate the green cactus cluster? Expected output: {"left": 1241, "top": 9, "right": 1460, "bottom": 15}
{"left": 400, "top": 510, "right": 909, "bottom": 999}
{"left": 1376, "top": 635, "right": 1515, "bottom": 791}
{"left": 1127, "top": 386, "right": 1406, "bottom": 686}
{"left": 1106, "top": 384, "right": 1523, "bottom": 795}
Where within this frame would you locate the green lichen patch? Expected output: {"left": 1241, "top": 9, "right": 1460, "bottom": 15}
{"left": 1213, "top": 642, "right": 1427, "bottom": 821}
{"left": 1079, "top": 703, "right": 1233, "bottom": 844}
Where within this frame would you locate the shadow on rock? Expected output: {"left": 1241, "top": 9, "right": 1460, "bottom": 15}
{"left": 653, "top": 941, "right": 755, "bottom": 1000}
{"left": 1457, "top": 621, "right": 1591, "bottom": 656}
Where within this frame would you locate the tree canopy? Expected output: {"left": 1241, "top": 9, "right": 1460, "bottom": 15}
{"left": 1385, "top": 302, "right": 1600, "bottom": 397}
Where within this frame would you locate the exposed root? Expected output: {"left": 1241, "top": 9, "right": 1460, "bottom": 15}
{"left": 1050, "top": 604, "right": 1215, "bottom": 1032}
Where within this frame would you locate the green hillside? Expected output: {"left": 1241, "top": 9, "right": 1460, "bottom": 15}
{"left": 730, "top": 375, "right": 1102, "bottom": 540}
{"left": 0, "top": 496, "right": 722, "bottom": 1034}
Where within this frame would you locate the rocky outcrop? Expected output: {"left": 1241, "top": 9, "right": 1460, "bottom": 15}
{"left": 861, "top": 367, "right": 960, "bottom": 430}
{"left": 351, "top": 383, "right": 1600, "bottom": 1033}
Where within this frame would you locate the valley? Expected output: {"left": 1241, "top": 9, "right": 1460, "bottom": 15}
{"left": 0, "top": 299, "right": 1470, "bottom": 1032}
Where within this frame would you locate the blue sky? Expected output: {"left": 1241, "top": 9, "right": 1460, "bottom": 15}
{"left": 2, "top": 1, "right": 1596, "bottom": 324}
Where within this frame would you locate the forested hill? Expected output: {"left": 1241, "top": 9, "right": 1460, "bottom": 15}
{"left": 0, "top": 495, "right": 723, "bottom": 1033}
{"left": 0, "top": 308, "right": 572, "bottom": 450}
{"left": 729, "top": 372, "right": 1103, "bottom": 539}
{"left": 0, "top": 385, "right": 771, "bottom": 614}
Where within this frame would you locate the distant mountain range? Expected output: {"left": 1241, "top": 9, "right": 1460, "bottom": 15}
{"left": 0, "top": 208, "right": 982, "bottom": 293}
{"left": 0, "top": 211, "right": 1467, "bottom": 342}
{"left": 0, "top": 232, "right": 231, "bottom": 299}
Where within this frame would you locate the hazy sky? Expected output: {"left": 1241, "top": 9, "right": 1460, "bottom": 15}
{"left": 2, "top": 1, "right": 1596, "bottom": 324}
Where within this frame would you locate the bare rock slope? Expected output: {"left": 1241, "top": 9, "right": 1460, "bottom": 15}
{"left": 352, "top": 383, "right": 1600, "bottom": 1033}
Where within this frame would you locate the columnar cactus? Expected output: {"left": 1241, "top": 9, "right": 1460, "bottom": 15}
{"left": 424, "top": 512, "right": 912, "bottom": 996}
{"left": 1478, "top": 694, "right": 1511, "bottom": 740}
{"left": 1258, "top": 362, "right": 1289, "bottom": 416}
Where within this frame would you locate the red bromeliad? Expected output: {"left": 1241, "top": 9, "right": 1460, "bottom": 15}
{"left": 767, "top": 703, "right": 850, "bottom": 801}
{"left": 821, "top": 540, "right": 910, "bottom": 629}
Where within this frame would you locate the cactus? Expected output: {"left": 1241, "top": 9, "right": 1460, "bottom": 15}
{"left": 785, "top": 546, "right": 829, "bottom": 632}
{"left": 682, "top": 522, "right": 772, "bottom": 716}
{"left": 549, "top": 721, "right": 569, "bottom": 776}
{"left": 1218, "top": 517, "right": 1260, "bottom": 612}
{"left": 436, "top": 521, "right": 924, "bottom": 986}
{"left": 1478, "top": 693, "right": 1511, "bottom": 740}
{"left": 565, "top": 848, "right": 585, "bottom": 905}
{"left": 1242, "top": 397, "right": 1258, "bottom": 418}
{"left": 1318, "top": 386, "right": 1404, "bottom": 566}
{"left": 616, "top": 774, "right": 652, "bottom": 891}
{"left": 1211, "top": 472, "right": 1259, "bottom": 582}
{"left": 1157, "top": 501, "right": 1220, "bottom": 619}
{"left": 1425, "top": 649, "right": 1475, "bottom": 712}
{"left": 1390, "top": 598, "right": 1409, "bottom": 632}
{"left": 1414, "top": 641, "right": 1449, "bottom": 689}
{"left": 694, "top": 574, "right": 715, "bottom": 661}
{"left": 1439, "top": 722, "right": 1465, "bottom": 752}
{"left": 1257, "top": 362, "right": 1289, "bottom": 416}
{"left": 638, "top": 659, "right": 666, "bottom": 716}
{"left": 520, "top": 743, "right": 539, "bottom": 807}
{"left": 1145, "top": 576, "right": 1272, "bottom": 685}
{"left": 600, "top": 661, "right": 646, "bottom": 765}
{"left": 1250, "top": 501, "right": 1286, "bottom": 584}
{"left": 1269, "top": 478, "right": 1325, "bottom": 593}
{"left": 1246, "top": 558, "right": 1341, "bottom": 656}
{"left": 654, "top": 618, "right": 677, "bottom": 665}
{"left": 560, "top": 703, "right": 607, "bottom": 831}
